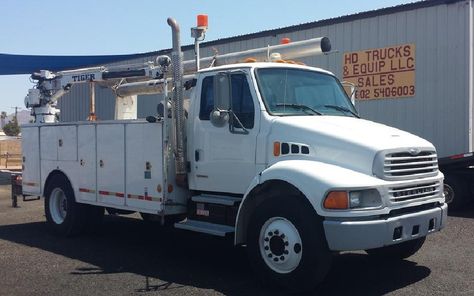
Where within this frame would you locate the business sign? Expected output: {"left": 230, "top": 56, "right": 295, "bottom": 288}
{"left": 342, "top": 44, "right": 415, "bottom": 100}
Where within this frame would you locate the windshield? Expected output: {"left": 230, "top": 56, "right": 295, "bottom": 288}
{"left": 255, "top": 68, "right": 357, "bottom": 117}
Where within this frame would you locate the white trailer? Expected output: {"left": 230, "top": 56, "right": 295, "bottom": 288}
{"left": 20, "top": 16, "right": 446, "bottom": 292}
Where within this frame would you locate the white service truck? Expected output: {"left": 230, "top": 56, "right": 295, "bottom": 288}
{"left": 19, "top": 16, "right": 446, "bottom": 292}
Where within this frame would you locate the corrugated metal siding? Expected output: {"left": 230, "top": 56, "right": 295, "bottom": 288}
{"left": 59, "top": 0, "right": 470, "bottom": 158}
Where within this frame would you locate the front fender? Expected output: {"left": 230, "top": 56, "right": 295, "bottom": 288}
{"left": 252, "top": 160, "right": 383, "bottom": 213}
{"left": 235, "top": 160, "right": 384, "bottom": 245}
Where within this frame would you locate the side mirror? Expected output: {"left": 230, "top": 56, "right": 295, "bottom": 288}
{"left": 341, "top": 81, "right": 357, "bottom": 106}
{"left": 210, "top": 73, "right": 231, "bottom": 127}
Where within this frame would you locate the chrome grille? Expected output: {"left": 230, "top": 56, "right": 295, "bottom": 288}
{"left": 383, "top": 151, "right": 438, "bottom": 180}
{"left": 389, "top": 182, "right": 441, "bottom": 202}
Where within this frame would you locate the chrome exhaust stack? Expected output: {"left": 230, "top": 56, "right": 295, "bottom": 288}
{"left": 168, "top": 17, "right": 187, "bottom": 186}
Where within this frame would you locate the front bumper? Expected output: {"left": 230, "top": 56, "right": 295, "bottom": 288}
{"left": 323, "top": 203, "right": 447, "bottom": 251}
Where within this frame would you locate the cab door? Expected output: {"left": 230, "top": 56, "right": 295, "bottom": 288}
{"left": 190, "top": 71, "right": 259, "bottom": 194}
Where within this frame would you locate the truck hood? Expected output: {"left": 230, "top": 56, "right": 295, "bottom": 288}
{"left": 269, "top": 116, "right": 434, "bottom": 175}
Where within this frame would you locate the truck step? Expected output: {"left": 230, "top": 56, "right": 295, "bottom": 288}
{"left": 191, "top": 194, "right": 241, "bottom": 206}
{"left": 174, "top": 219, "right": 235, "bottom": 237}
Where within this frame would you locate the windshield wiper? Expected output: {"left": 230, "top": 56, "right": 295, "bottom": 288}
{"left": 275, "top": 103, "right": 322, "bottom": 115}
{"left": 324, "top": 105, "right": 360, "bottom": 118}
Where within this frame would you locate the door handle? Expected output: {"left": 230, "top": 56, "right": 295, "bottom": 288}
{"left": 195, "top": 150, "right": 200, "bottom": 162}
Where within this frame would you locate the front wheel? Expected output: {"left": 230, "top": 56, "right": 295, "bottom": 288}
{"left": 366, "top": 237, "right": 426, "bottom": 260}
{"left": 247, "top": 196, "right": 332, "bottom": 293}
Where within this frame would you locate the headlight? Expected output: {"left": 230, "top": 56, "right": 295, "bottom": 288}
{"left": 324, "top": 189, "right": 382, "bottom": 210}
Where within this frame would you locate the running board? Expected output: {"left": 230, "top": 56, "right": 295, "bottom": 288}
{"left": 174, "top": 219, "right": 235, "bottom": 237}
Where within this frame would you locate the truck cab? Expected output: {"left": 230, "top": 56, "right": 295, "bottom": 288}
{"left": 182, "top": 62, "right": 446, "bottom": 289}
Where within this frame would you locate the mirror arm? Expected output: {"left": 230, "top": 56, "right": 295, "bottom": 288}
{"left": 229, "top": 111, "right": 249, "bottom": 135}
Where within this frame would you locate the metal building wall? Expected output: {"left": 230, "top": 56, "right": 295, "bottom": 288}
{"left": 59, "top": 0, "right": 470, "bottom": 158}
{"left": 197, "top": 0, "right": 470, "bottom": 158}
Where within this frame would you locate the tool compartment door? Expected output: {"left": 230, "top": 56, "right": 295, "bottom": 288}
{"left": 77, "top": 125, "right": 96, "bottom": 202}
{"left": 57, "top": 125, "right": 77, "bottom": 161}
{"left": 21, "top": 126, "right": 41, "bottom": 195}
{"left": 97, "top": 124, "right": 125, "bottom": 206}
{"left": 125, "top": 122, "right": 163, "bottom": 212}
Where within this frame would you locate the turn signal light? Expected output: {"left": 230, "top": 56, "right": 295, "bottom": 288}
{"left": 273, "top": 142, "right": 281, "bottom": 156}
{"left": 280, "top": 37, "right": 291, "bottom": 44}
{"left": 324, "top": 191, "right": 349, "bottom": 209}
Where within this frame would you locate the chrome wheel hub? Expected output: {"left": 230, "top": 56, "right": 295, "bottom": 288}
{"left": 259, "top": 217, "right": 302, "bottom": 274}
{"left": 49, "top": 188, "right": 68, "bottom": 224}
{"left": 444, "top": 184, "right": 454, "bottom": 204}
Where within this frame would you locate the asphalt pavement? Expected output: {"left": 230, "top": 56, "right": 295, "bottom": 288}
{"left": 0, "top": 172, "right": 473, "bottom": 296}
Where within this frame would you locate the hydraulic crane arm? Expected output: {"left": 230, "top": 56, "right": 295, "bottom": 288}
{"left": 25, "top": 56, "right": 171, "bottom": 123}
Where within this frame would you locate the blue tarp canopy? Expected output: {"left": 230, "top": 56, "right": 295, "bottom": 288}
{"left": 0, "top": 53, "right": 154, "bottom": 75}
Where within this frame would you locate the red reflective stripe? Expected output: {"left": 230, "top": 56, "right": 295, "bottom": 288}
{"left": 127, "top": 194, "right": 160, "bottom": 202}
{"left": 99, "top": 190, "right": 124, "bottom": 198}
{"left": 450, "top": 153, "right": 474, "bottom": 160}
{"left": 79, "top": 188, "right": 95, "bottom": 193}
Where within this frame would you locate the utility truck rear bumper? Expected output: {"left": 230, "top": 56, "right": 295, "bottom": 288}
{"left": 323, "top": 203, "right": 447, "bottom": 251}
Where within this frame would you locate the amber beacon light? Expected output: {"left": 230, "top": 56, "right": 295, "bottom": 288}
{"left": 197, "top": 14, "right": 208, "bottom": 29}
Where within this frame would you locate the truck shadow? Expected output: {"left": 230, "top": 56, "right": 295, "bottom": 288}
{"left": 0, "top": 216, "right": 431, "bottom": 295}
{"left": 447, "top": 205, "right": 474, "bottom": 218}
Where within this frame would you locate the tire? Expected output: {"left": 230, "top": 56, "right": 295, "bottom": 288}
{"left": 444, "top": 175, "right": 469, "bottom": 210}
{"left": 44, "top": 174, "right": 86, "bottom": 237}
{"left": 247, "top": 196, "right": 332, "bottom": 293}
{"left": 366, "top": 237, "right": 426, "bottom": 260}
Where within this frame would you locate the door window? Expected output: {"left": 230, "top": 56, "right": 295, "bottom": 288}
{"left": 199, "top": 74, "right": 255, "bottom": 129}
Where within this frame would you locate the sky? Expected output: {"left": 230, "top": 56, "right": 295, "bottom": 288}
{"left": 0, "top": 0, "right": 413, "bottom": 114}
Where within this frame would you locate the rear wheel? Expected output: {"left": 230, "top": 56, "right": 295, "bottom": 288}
{"left": 366, "top": 237, "right": 426, "bottom": 260}
{"left": 247, "top": 196, "right": 332, "bottom": 293}
{"left": 45, "top": 174, "right": 86, "bottom": 236}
